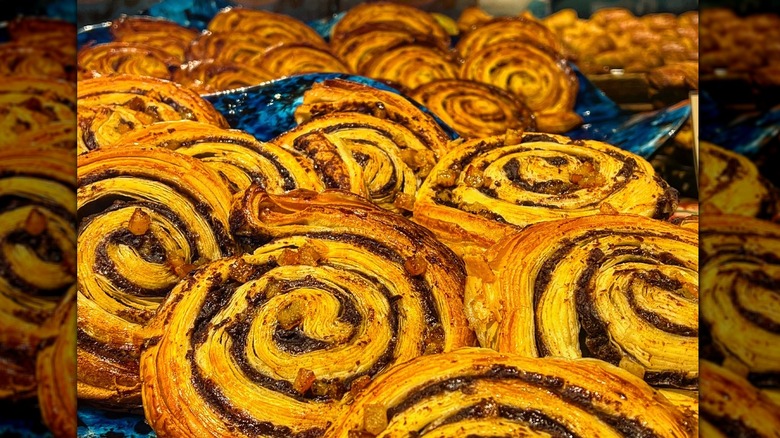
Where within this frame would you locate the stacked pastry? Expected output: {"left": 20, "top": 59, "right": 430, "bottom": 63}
{"left": 75, "top": 58, "right": 699, "bottom": 435}
{"left": 697, "top": 142, "right": 780, "bottom": 434}
{"left": 0, "top": 17, "right": 77, "bottom": 438}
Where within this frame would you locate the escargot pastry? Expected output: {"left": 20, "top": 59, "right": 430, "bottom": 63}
{"left": 331, "top": 1, "right": 450, "bottom": 48}
{"left": 77, "top": 74, "right": 228, "bottom": 153}
{"left": 110, "top": 16, "right": 199, "bottom": 64}
{"left": 274, "top": 112, "right": 440, "bottom": 212}
{"left": 249, "top": 43, "right": 352, "bottom": 78}
{"left": 36, "top": 286, "right": 77, "bottom": 438}
{"left": 700, "top": 215, "right": 780, "bottom": 392}
{"left": 205, "top": 7, "right": 326, "bottom": 49}
{"left": 331, "top": 25, "right": 450, "bottom": 75}
{"left": 413, "top": 132, "right": 678, "bottom": 255}
{"left": 325, "top": 348, "right": 696, "bottom": 437}
{"left": 0, "top": 145, "right": 76, "bottom": 399}
{"left": 410, "top": 79, "right": 537, "bottom": 138}
{"left": 699, "top": 141, "right": 780, "bottom": 220}
{"left": 173, "top": 60, "right": 275, "bottom": 94}
{"left": 700, "top": 361, "right": 780, "bottom": 437}
{"left": 464, "top": 215, "right": 698, "bottom": 390}
{"left": 187, "top": 32, "right": 279, "bottom": 65}
{"left": 295, "top": 79, "right": 451, "bottom": 156}
{"left": 0, "top": 44, "right": 70, "bottom": 79}
{"left": 0, "top": 78, "right": 76, "bottom": 148}
{"left": 461, "top": 42, "right": 581, "bottom": 133}
{"left": 455, "top": 17, "right": 565, "bottom": 59}
{"left": 77, "top": 42, "right": 178, "bottom": 80}
{"left": 361, "top": 44, "right": 460, "bottom": 92}
{"left": 112, "top": 120, "right": 324, "bottom": 195}
{"left": 77, "top": 146, "right": 234, "bottom": 408}
{"left": 142, "top": 189, "right": 474, "bottom": 437}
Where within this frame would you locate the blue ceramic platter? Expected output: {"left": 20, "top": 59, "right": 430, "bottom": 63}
{"left": 698, "top": 91, "right": 780, "bottom": 156}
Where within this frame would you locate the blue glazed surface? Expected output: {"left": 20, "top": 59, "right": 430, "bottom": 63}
{"left": 698, "top": 91, "right": 780, "bottom": 156}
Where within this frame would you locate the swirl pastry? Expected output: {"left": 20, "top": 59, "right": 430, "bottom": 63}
{"left": 77, "top": 75, "right": 227, "bottom": 153}
{"left": 206, "top": 8, "right": 326, "bottom": 49}
{"left": 0, "top": 78, "right": 76, "bottom": 147}
{"left": 410, "top": 79, "right": 536, "bottom": 138}
{"left": 295, "top": 79, "right": 451, "bottom": 156}
{"left": 331, "top": 1, "right": 450, "bottom": 48}
{"left": 111, "top": 16, "right": 199, "bottom": 64}
{"left": 143, "top": 189, "right": 474, "bottom": 437}
{"left": 465, "top": 215, "right": 698, "bottom": 389}
{"left": 326, "top": 348, "right": 695, "bottom": 437}
{"left": 0, "top": 145, "right": 76, "bottom": 399}
{"left": 173, "top": 60, "right": 274, "bottom": 94}
{"left": 6, "top": 17, "right": 76, "bottom": 66}
{"left": 274, "top": 112, "right": 440, "bottom": 212}
{"left": 112, "top": 120, "right": 324, "bottom": 194}
{"left": 456, "top": 17, "right": 565, "bottom": 60}
{"left": 331, "top": 25, "right": 449, "bottom": 75}
{"left": 361, "top": 44, "right": 459, "bottom": 92}
{"left": 700, "top": 141, "right": 780, "bottom": 220}
{"left": 700, "top": 215, "right": 780, "bottom": 391}
{"left": 700, "top": 361, "right": 780, "bottom": 437}
{"left": 187, "top": 32, "right": 276, "bottom": 65}
{"left": 0, "top": 44, "right": 69, "bottom": 79}
{"left": 413, "top": 132, "right": 678, "bottom": 255}
{"left": 77, "top": 42, "right": 177, "bottom": 80}
{"left": 249, "top": 43, "right": 351, "bottom": 78}
{"left": 461, "top": 42, "right": 581, "bottom": 133}
{"left": 456, "top": 6, "right": 495, "bottom": 33}
{"left": 36, "top": 287, "right": 77, "bottom": 438}
{"left": 77, "top": 147, "right": 234, "bottom": 408}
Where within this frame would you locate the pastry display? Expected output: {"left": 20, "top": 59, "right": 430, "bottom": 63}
{"left": 362, "top": 44, "right": 459, "bottom": 92}
{"left": 76, "top": 75, "right": 228, "bottom": 153}
{"left": 250, "top": 43, "right": 352, "bottom": 77}
{"left": 111, "top": 16, "right": 198, "bottom": 64}
{"left": 77, "top": 42, "right": 177, "bottom": 80}
{"left": 411, "top": 79, "right": 536, "bottom": 138}
{"left": 460, "top": 42, "right": 581, "bottom": 133}
{"left": 206, "top": 7, "right": 327, "bottom": 49}
{"left": 326, "top": 348, "right": 696, "bottom": 437}
{"left": 464, "top": 215, "right": 698, "bottom": 389}
{"left": 0, "top": 78, "right": 76, "bottom": 148}
{"left": 455, "top": 17, "right": 565, "bottom": 60}
{"left": 699, "top": 141, "right": 780, "bottom": 220}
{"left": 700, "top": 8, "right": 780, "bottom": 75}
{"left": 413, "top": 132, "right": 677, "bottom": 255}
{"left": 173, "top": 60, "right": 275, "bottom": 94}
{"left": 142, "top": 190, "right": 474, "bottom": 437}
{"left": 77, "top": 146, "right": 235, "bottom": 408}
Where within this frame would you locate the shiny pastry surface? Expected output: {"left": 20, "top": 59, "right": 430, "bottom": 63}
{"left": 464, "top": 215, "right": 698, "bottom": 390}
{"left": 331, "top": 1, "right": 450, "bottom": 48}
{"left": 362, "top": 44, "right": 459, "bottom": 92}
{"left": 173, "top": 60, "right": 275, "bottom": 94}
{"left": 143, "top": 189, "right": 474, "bottom": 437}
{"left": 77, "top": 42, "right": 176, "bottom": 80}
{"left": 249, "top": 43, "right": 352, "bottom": 78}
{"left": 111, "top": 16, "right": 198, "bottom": 64}
{"left": 0, "top": 78, "right": 76, "bottom": 148}
{"left": 456, "top": 17, "right": 564, "bottom": 59}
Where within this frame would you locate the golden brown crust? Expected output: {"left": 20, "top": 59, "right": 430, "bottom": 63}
{"left": 111, "top": 16, "right": 199, "bottom": 64}
{"left": 326, "top": 348, "right": 696, "bottom": 437}
{"left": 455, "top": 17, "right": 565, "bottom": 60}
{"left": 77, "top": 146, "right": 234, "bottom": 409}
{"left": 410, "top": 79, "right": 536, "bottom": 138}
{"left": 249, "top": 43, "right": 351, "bottom": 77}
{"left": 456, "top": 6, "right": 495, "bottom": 33}
{"left": 331, "top": 1, "right": 450, "bottom": 48}
{"left": 207, "top": 7, "right": 326, "bottom": 49}
{"left": 362, "top": 44, "right": 460, "bottom": 92}
{"left": 465, "top": 215, "right": 698, "bottom": 390}
{"left": 173, "top": 60, "right": 275, "bottom": 94}
{"left": 142, "top": 189, "right": 474, "bottom": 437}
{"left": 0, "top": 78, "right": 76, "bottom": 148}
{"left": 77, "top": 42, "right": 177, "bottom": 80}
{"left": 0, "top": 44, "right": 70, "bottom": 79}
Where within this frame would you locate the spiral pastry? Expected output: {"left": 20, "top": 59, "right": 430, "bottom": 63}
{"left": 143, "top": 189, "right": 474, "bottom": 437}
{"left": 0, "top": 145, "right": 76, "bottom": 399}
{"left": 274, "top": 112, "right": 439, "bottom": 212}
{"left": 331, "top": 25, "right": 449, "bottom": 75}
{"left": 0, "top": 44, "right": 69, "bottom": 79}
{"left": 111, "top": 16, "right": 199, "bottom": 64}
{"left": 6, "top": 17, "right": 76, "bottom": 67}
{"left": 701, "top": 215, "right": 780, "bottom": 391}
{"left": 464, "top": 214, "right": 697, "bottom": 390}
{"left": 413, "top": 132, "right": 678, "bottom": 255}
{"left": 77, "top": 75, "right": 227, "bottom": 153}
{"left": 700, "top": 141, "right": 780, "bottom": 220}
{"left": 331, "top": 1, "right": 450, "bottom": 47}
{"left": 361, "top": 44, "right": 459, "bottom": 92}
{"left": 461, "top": 42, "right": 581, "bottom": 133}
{"left": 113, "top": 120, "right": 324, "bottom": 195}
{"left": 456, "top": 17, "right": 565, "bottom": 59}
{"left": 249, "top": 43, "right": 351, "bottom": 78}
{"left": 295, "top": 79, "right": 451, "bottom": 156}
{"left": 0, "top": 78, "right": 76, "bottom": 148}
{"left": 173, "top": 60, "right": 274, "bottom": 94}
{"left": 206, "top": 8, "right": 326, "bottom": 49}
{"left": 410, "top": 79, "right": 537, "bottom": 138}
{"left": 326, "top": 348, "right": 695, "bottom": 437}
{"left": 36, "top": 287, "right": 77, "bottom": 438}
{"left": 700, "top": 361, "right": 780, "bottom": 437}
{"left": 77, "top": 146, "right": 234, "bottom": 408}
{"left": 77, "top": 42, "right": 177, "bottom": 80}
